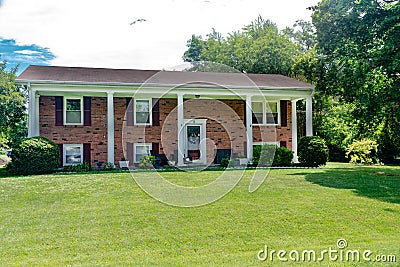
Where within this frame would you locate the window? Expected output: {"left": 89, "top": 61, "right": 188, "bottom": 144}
{"left": 252, "top": 100, "right": 280, "bottom": 125}
{"left": 135, "top": 99, "right": 151, "bottom": 125}
{"left": 63, "top": 144, "right": 83, "bottom": 165}
{"left": 134, "top": 143, "right": 151, "bottom": 163}
{"left": 65, "top": 97, "right": 83, "bottom": 125}
{"left": 266, "top": 102, "right": 279, "bottom": 124}
{"left": 252, "top": 102, "right": 264, "bottom": 124}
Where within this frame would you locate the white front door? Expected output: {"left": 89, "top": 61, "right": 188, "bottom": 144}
{"left": 184, "top": 119, "right": 206, "bottom": 164}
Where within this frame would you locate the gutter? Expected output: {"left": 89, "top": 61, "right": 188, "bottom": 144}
{"left": 15, "top": 79, "right": 315, "bottom": 92}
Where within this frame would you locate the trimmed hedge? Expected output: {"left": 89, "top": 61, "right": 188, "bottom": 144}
{"left": 252, "top": 144, "right": 294, "bottom": 167}
{"left": 298, "top": 136, "right": 329, "bottom": 166}
{"left": 273, "top": 146, "right": 294, "bottom": 166}
{"left": 7, "top": 136, "right": 60, "bottom": 175}
{"left": 64, "top": 161, "right": 92, "bottom": 173}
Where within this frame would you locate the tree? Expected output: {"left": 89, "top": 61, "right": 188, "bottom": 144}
{"left": 183, "top": 35, "right": 204, "bottom": 63}
{"left": 183, "top": 16, "right": 302, "bottom": 76}
{"left": 311, "top": 0, "right": 400, "bottom": 162}
{"left": 282, "top": 20, "right": 317, "bottom": 51}
{"left": 0, "top": 59, "right": 27, "bottom": 148}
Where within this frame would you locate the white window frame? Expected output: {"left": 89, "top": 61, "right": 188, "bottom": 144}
{"left": 253, "top": 142, "right": 280, "bottom": 147}
{"left": 134, "top": 99, "right": 152, "bottom": 126}
{"left": 63, "top": 144, "right": 83, "bottom": 166}
{"left": 134, "top": 143, "right": 152, "bottom": 163}
{"left": 252, "top": 100, "right": 280, "bottom": 126}
{"left": 64, "top": 97, "right": 84, "bottom": 125}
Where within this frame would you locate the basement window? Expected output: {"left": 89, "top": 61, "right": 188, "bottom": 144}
{"left": 134, "top": 143, "right": 151, "bottom": 163}
{"left": 63, "top": 144, "right": 83, "bottom": 166}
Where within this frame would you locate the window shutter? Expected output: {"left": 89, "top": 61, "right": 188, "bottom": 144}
{"left": 127, "top": 142, "right": 133, "bottom": 165}
{"left": 280, "top": 100, "right": 288, "bottom": 127}
{"left": 55, "top": 96, "right": 63, "bottom": 126}
{"left": 151, "top": 142, "right": 159, "bottom": 156}
{"left": 243, "top": 141, "right": 247, "bottom": 157}
{"left": 152, "top": 98, "right": 160, "bottom": 126}
{"left": 83, "top": 143, "right": 91, "bottom": 164}
{"left": 83, "top": 97, "right": 91, "bottom": 126}
{"left": 280, "top": 141, "right": 287, "bottom": 148}
{"left": 58, "top": 144, "right": 63, "bottom": 167}
{"left": 126, "top": 98, "right": 134, "bottom": 126}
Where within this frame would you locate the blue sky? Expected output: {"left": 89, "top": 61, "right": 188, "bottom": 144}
{"left": 0, "top": 38, "right": 55, "bottom": 73}
{"left": 0, "top": 0, "right": 319, "bottom": 75}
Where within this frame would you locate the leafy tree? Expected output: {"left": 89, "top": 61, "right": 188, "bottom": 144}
{"left": 183, "top": 16, "right": 302, "bottom": 76}
{"left": 317, "top": 100, "right": 358, "bottom": 161}
{"left": 282, "top": 20, "right": 317, "bottom": 51}
{"left": 311, "top": 0, "right": 400, "bottom": 162}
{"left": 0, "top": 59, "right": 27, "bottom": 147}
{"left": 183, "top": 35, "right": 205, "bottom": 63}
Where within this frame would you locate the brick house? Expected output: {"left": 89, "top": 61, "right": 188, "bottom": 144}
{"left": 16, "top": 65, "right": 314, "bottom": 167}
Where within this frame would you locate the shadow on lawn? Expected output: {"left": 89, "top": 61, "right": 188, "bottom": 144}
{"left": 303, "top": 166, "right": 400, "bottom": 204}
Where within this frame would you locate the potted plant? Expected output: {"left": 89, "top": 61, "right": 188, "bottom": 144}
{"left": 239, "top": 156, "right": 248, "bottom": 166}
{"left": 96, "top": 161, "right": 104, "bottom": 169}
{"left": 119, "top": 157, "right": 129, "bottom": 169}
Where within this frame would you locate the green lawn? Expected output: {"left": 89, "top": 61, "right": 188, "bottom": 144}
{"left": 0, "top": 163, "right": 399, "bottom": 266}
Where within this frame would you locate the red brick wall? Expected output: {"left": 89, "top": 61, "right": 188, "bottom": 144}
{"left": 40, "top": 96, "right": 293, "bottom": 166}
{"left": 252, "top": 101, "right": 293, "bottom": 149}
{"left": 40, "top": 96, "right": 108, "bottom": 166}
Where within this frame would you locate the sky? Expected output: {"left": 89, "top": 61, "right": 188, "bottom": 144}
{"left": 0, "top": 0, "right": 320, "bottom": 74}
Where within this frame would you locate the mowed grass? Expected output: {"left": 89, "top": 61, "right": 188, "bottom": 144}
{"left": 0, "top": 163, "right": 399, "bottom": 266}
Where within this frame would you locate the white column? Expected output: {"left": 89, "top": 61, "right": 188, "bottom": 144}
{"left": 28, "top": 87, "right": 36, "bottom": 137}
{"left": 34, "top": 93, "right": 40, "bottom": 136}
{"left": 291, "top": 100, "right": 299, "bottom": 163}
{"left": 246, "top": 95, "right": 253, "bottom": 162}
{"left": 306, "top": 95, "right": 313, "bottom": 136}
{"left": 177, "top": 93, "right": 184, "bottom": 166}
{"left": 107, "top": 92, "right": 115, "bottom": 165}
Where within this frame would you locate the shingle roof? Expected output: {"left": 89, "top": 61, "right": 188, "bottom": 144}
{"left": 16, "top": 65, "right": 314, "bottom": 89}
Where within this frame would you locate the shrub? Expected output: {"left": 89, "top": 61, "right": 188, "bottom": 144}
{"left": 102, "top": 162, "right": 116, "bottom": 171}
{"left": 298, "top": 136, "right": 329, "bottom": 166}
{"left": 138, "top": 155, "right": 155, "bottom": 169}
{"left": 256, "top": 144, "right": 276, "bottom": 167}
{"left": 64, "top": 161, "right": 92, "bottom": 173}
{"left": 220, "top": 157, "right": 230, "bottom": 168}
{"left": 252, "top": 145, "right": 262, "bottom": 165}
{"left": 346, "top": 139, "right": 379, "bottom": 165}
{"left": 252, "top": 144, "right": 295, "bottom": 167}
{"left": 7, "top": 136, "right": 60, "bottom": 175}
{"left": 273, "top": 146, "right": 294, "bottom": 166}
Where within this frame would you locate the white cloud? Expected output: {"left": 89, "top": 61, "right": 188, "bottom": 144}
{"left": 14, "top": 49, "right": 42, "bottom": 55}
{"left": 0, "top": 0, "right": 319, "bottom": 70}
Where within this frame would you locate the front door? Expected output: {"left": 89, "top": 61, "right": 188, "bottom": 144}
{"left": 184, "top": 119, "right": 206, "bottom": 164}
